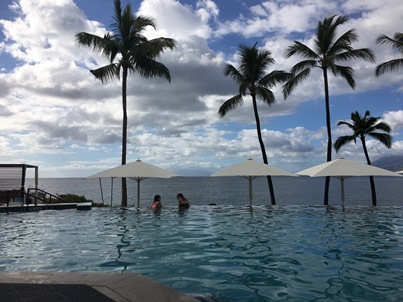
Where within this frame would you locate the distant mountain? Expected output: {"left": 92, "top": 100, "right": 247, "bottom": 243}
{"left": 372, "top": 155, "right": 403, "bottom": 172}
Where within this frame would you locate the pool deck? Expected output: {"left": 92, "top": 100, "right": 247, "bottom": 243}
{"left": 0, "top": 271, "right": 200, "bottom": 302}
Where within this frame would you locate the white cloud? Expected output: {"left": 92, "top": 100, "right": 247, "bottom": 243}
{"left": 0, "top": 0, "right": 402, "bottom": 176}
{"left": 384, "top": 110, "right": 403, "bottom": 131}
{"left": 138, "top": 0, "right": 212, "bottom": 40}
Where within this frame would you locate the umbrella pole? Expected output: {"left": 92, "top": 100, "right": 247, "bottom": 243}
{"left": 137, "top": 178, "right": 141, "bottom": 209}
{"left": 99, "top": 178, "right": 104, "bottom": 205}
{"left": 110, "top": 177, "right": 114, "bottom": 207}
{"left": 248, "top": 176, "right": 253, "bottom": 207}
{"left": 340, "top": 177, "right": 345, "bottom": 207}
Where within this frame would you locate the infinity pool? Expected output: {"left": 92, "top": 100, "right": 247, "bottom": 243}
{"left": 1, "top": 206, "right": 402, "bottom": 301}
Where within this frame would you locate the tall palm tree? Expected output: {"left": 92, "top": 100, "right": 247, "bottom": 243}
{"left": 76, "top": 0, "right": 176, "bottom": 207}
{"left": 283, "top": 15, "right": 375, "bottom": 205}
{"left": 375, "top": 32, "right": 403, "bottom": 76}
{"left": 334, "top": 111, "right": 392, "bottom": 206}
{"left": 219, "top": 43, "right": 291, "bottom": 205}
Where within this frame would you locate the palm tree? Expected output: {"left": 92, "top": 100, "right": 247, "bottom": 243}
{"left": 334, "top": 111, "right": 392, "bottom": 206}
{"left": 283, "top": 15, "right": 375, "bottom": 205}
{"left": 76, "top": 0, "right": 176, "bottom": 207}
{"left": 219, "top": 43, "right": 291, "bottom": 205}
{"left": 375, "top": 32, "right": 403, "bottom": 76}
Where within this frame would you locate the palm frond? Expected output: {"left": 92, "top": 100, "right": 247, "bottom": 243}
{"left": 76, "top": 32, "right": 116, "bottom": 59}
{"left": 133, "top": 57, "right": 172, "bottom": 82}
{"left": 316, "top": 15, "right": 349, "bottom": 54}
{"left": 334, "top": 135, "right": 356, "bottom": 152}
{"left": 285, "top": 41, "right": 318, "bottom": 60}
{"left": 90, "top": 64, "right": 119, "bottom": 83}
{"left": 376, "top": 33, "right": 403, "bottom": 53}
{"left": 255, "top": 87, "right": 275, "bottom": 105}
{"left": 367, "top": 132, "right": 393, "bottom": 148}
{"left": 368, "top": 121, "right": 392, "bottom": 133}
{"left": 118, "top": 6, "right": 136, "bottom": 45}
{"left": 224, "top": 64, "right": 246, "bottom": 87}
{"left": 375, "top": 32, "right": 403, "bottom": 76}
{"left": 331, "top": 65, "right": 355, "bottom": 88}
{"left": 238, "top": 44, "right": 275, "bottom": 83}
{"left": 112, "top": 0, "right": 123, "bottom": 31}
{"left": 334, "top": 48, "right": 375, "bottom": 63}
{"left": 131, "top": 16, "right": 156, "bottom": 35}
{"left": 259, "top": 70, "right": 292, "bottom": 88}
{"left": 136, "top": 37, "right": 176, "bottom": 59}
{"left": 316, "top": 15, "right": 337, "bottom": 53}
{"left": 375, "top": 59, "right": 403, "bottom": 76}
{"left": 289, "top": 60, "right": 317, "bottom": 74}
{"left": 336, "top": 120, "right": 354, "bottom": 129}
{"left": 218, "top": 94, "right": 243, "bottom": 117}
{"left": 282, "top": 68, "right": 311, "bottom": 99}
{"left": 328, "top": 29, "right": 357, "bottom": 56}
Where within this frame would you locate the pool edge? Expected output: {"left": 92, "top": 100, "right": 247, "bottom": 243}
{"left": 0, "top": 271, "right": 199, "bottom": 302}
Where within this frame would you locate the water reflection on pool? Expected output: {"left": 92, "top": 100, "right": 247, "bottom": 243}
{"left": 1, "top": 206, "right": 402, "bottom": 301}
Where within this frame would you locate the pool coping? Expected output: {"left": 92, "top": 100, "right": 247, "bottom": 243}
{"left": 0, "top": 202, "right": 92, "bottom": 213}
{"left": 0, "top": 271, "right": 199, "bottom": 302}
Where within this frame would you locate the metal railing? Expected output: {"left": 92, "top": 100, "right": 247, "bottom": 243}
{"left": 27, "top": 188, "right": 68, "bottom": 205}
{"left": 1, "top": 188, "right": 68, "bottom": 207}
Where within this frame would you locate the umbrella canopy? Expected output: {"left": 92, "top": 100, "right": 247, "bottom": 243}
{"left": 211, "top": 158, "right": 297, "bottom": 206}
{"left": 88, "top": 159, "right": 179, "bottom": 208}
{"left": 296, "top": 158, "right": 402, "bottom": 206}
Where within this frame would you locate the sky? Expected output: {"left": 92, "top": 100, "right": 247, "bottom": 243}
{"left": 0, "top": 0, "right": 402, "bottom": 178}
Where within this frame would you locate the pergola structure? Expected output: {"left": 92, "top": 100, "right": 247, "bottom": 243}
{"left": 0, "top": 164, "right": 38, "bottom": 203}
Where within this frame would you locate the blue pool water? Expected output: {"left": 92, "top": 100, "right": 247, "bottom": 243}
{"left": 1, "top": 206, "right": 403, "bottom": 301}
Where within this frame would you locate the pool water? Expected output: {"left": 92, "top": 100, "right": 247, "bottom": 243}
{"left": 1, "top": 206, "right": 402, "bottom": 301}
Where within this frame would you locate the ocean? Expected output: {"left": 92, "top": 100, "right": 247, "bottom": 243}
{"left": 24, "top": 176, "right": 403, "bottom": 207}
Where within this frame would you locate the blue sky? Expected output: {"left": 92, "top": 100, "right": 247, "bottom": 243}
{"left": 0, "top": 0, "right": 402, "bottom": 177}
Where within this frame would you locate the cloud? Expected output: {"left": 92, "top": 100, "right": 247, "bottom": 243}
{"left": 384, "top": 110, "right": 403, "bottom": 131}
{"left": 215, "top": 0, "right": 338, "bottom": 38}
{"left": 138, "top": 0, "right": 213, "bottom": 40}
{"left": 0, "top": 0, "right": 402, "bottom": 176}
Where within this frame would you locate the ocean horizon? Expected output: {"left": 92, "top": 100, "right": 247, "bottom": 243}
{"left": 24, "top": 176, "right": 403, "bottom": 208}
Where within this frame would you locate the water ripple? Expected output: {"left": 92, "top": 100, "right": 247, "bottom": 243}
{"left": 0, "top": 206, "right": 403, "bottom": 301}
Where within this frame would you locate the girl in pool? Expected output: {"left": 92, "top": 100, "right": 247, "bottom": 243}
{"left": 150, "top": 194, "right": 162, "bottom": 209}
{"left": 176, "top": 193, "right": 190, "bottom": 208}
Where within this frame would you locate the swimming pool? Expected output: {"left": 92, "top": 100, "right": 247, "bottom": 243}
{"left": 1, "top": 206, "right": 402, "bottom": 301}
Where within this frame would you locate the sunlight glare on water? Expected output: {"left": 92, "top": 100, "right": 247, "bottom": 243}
{"left": 1, "top": 206, "right": 403, "bottom": 301}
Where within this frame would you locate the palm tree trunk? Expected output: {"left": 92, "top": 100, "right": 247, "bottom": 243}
{"left": 323, "top": 68, "right": 332, "bottom": 205}
{"left": 121, "top": 67, "right": 128, "bottom": 207}
{"left": 252, "top": 95, "right": 276, "bottom": 205}
{"left": 361, "top": 138, "right": 377, "bottom": 206}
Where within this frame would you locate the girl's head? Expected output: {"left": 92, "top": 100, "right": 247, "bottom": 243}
{"left": 176, "top": 193, "right": 184, "bottom": 199}
{"left": 154, "top": 194, "right": 161, "bottom": 202}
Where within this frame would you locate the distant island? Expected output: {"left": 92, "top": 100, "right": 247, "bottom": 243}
{"left": 373, "top": 155, "right": 403, "bottom": 171}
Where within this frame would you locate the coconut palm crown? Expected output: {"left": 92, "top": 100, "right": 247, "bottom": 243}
{"left": 219, "top": 43, "right": 292, "bottom": 205}
{"left": 283, "top": 14, "right": 375, "bottom": 205}
{"left": 334, "top": 110, "right": 392, "bottom": 206}
{"left": 76, "top": 0, "right": 176, "bottom": 207}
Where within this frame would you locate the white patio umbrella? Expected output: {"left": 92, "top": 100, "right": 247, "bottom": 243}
{"left": 211, "top": 158, "right": 297, "bottom": 206}
{"left": 296, "top": 157, "right": 402, "bottom": 207}
{"left": 88, "top": 159, "right": 179, "bottom": 208}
